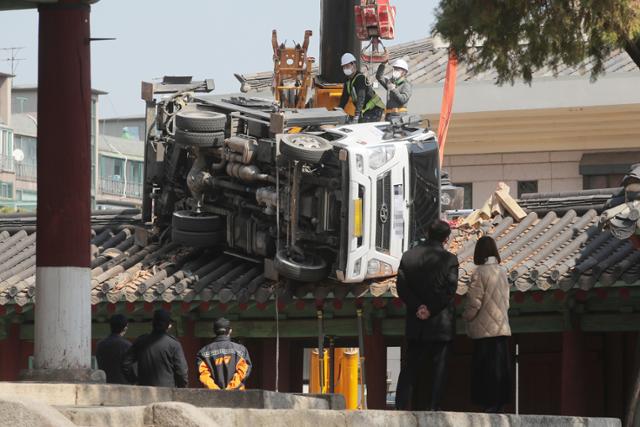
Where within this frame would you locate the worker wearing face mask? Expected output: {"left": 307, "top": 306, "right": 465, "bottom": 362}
{"left": 338, "top": 52, "right": 385, "bottom": 123}
{"left": 376, "top": 59, "right": 412, "bottom": 121}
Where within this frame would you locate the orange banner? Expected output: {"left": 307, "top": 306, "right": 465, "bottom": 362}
{"left": 437, "top": 50, "right": 458, "bottom": 166}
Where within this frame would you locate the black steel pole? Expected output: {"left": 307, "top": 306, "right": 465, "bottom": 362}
{"left": 319, "top": 0, "right": 361, "bottom": 83}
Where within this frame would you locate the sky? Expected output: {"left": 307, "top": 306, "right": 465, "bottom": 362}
{"left": 0, "top": 0, "right": 439, "bottom": 118}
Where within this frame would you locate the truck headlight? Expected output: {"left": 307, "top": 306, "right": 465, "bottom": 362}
{"left": 353, "top": 258, "right": 362, "bottom": 276}
{"left": 367, "top": 259, "right": 393, "bottom": 277}
{"left": 356, "top": 154, "right": 364, "bottom": 174}
{"left": 368, "top": 146, "right": 395, "bottom": 170}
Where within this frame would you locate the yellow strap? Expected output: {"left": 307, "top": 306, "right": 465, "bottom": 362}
{"left": 385, "top": 107, "right": 408, "bottom": 114}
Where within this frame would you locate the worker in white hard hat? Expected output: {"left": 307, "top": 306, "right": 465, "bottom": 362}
{"left": 338, "top": 52, "right": 385, "bottom": 123}
{"left": 376, "top": 58, "right": 413, "bottom": 120}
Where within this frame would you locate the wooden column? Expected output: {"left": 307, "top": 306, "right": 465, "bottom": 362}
{"left": 34, "top": 0, "right": 93, "bottom": 373}
{"left": 0, "top": 323, "right": 21, "bottom": 381}
{"left": 289, "top": 342, "right": 304, "bottom": 393}
{"left": 260, "top": 338, "right": 293, "bottom": 392}
{"left": 364, "top": 318, "right": 387, "bottom": 409}
{"left": 604, "top": 332, "right": 625, "bottom": 419}
{"left": 178, "top": 318, "right": 201, "bottom": 387}
{"left": 560, "top": 330, "right": 588, "bottom": 416}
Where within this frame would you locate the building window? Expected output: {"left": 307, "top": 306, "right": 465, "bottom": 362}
{"left": 456, "top": 183, "right": 473, "bottom": 209}
{"left": 583, "top": 174, "right": 625, "bottom": 190}
{"left": 517, "top": 180, "right": 538, "bottom": 198}
{"left": 0, "top": 181, "right": 13, "bottom": 199}
{"left": 580, "top": 152, "right": 640, "bottom": 190}
{"left": 0, "top": 127, "right": 14, "bottom": 172}
{"left": 16, "top": 190, "right": 37, "bottom": 202}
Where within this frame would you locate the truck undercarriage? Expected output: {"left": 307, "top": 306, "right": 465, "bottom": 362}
{"left": 142, "top": 77, "right": 440, "bottom": 285}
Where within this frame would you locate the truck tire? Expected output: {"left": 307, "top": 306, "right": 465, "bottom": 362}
{"left": 274, "top": 250, "right": 329, "bottom": 283}
{"left": 175, "top": 129, "right": 225, "bottom": 147}
{"left": 172, "top": 210, "right": 224, "bottom": 232}
{"left": 280, "top": 134, "right": 332, "bottom": 164}
{"left": 175, "top": 110, "right": 226, "bottom": 132}
{"left": 172, "top": 229, "right": 226, "bottom": 248}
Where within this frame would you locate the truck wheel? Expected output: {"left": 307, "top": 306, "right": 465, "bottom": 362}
{"left": 172, "top": 229, "right": 226, "bottom": 248}
{"left": 172, "top": 210, "right": 224, "bottom": 232}
{"left": 280, "top": 134, "right": 332, "bottom": 164}
{"left": 175, "top": 129, "right": 225, "bottom": 147}
{"left": 274, "top": 250, "right": 329, "bottom": 282}
{"left": 176, "top": 110, "right": 227, "bottom": 132}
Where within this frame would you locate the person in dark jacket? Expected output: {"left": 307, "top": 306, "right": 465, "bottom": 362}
{"left": 96, "top": 314, "right": 131, "bottom": 384}
{"left": 338, "top": 52, "right": 385, "bottom": 123}
{"left": 376, "top": 58, "right": 412, "bottom": 121}
{"left": 196, "top": 318, "right": 252, "bottom": 390}
{"left": 122, "top": 309, "right": 188, "bottom": 388}
{"left": 395, "top": 219, "right": 459, "bottom": 411}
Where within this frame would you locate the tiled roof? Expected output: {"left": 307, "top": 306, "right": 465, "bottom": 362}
{"left": 517, "top": 187, "right": 622, "bottom": 215}
{"left": 449, "top": 209, "right": 640, "bottom": 295}
{"left": 11, "top": 113, "right": 38, "bottom": 137}
{"left": 239, "top": 37, "right": 639, "bottom": 92}
{"left": 99, "top": 135, "right": 144, "bottom": 160}
{"left": 0, "top": 207, "right": 638, "bottom": 308}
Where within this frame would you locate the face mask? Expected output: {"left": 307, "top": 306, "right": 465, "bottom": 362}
{"left": 392, "top": 70, "right": 403, "bottom": 80}
{"left": 343, "top": 66, "right": 354, "bottom": 76}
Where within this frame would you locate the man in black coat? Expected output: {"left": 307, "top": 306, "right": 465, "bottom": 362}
{"left": 395, "top": 219, "right": 459, "bottom": 411}
{"left": 122, "top": 309, "right": 189, "bottom": 388}
{"left": 96, "top": 314, "right": 131, "bottom": 384}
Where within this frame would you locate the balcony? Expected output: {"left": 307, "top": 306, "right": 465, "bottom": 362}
{"left": 99, "top": 177, "right": 143, "bottom": 199}
{"left": 0, "top": 155, "right": 14, "bottom": 173}
{"left": 15, "top": 162, "right": 37, "bottom": 182}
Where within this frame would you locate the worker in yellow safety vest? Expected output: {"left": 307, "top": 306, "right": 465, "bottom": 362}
{"left": 376, "top": 58, "right": 412, "bottom": 121}
{"left": 338, "top": 52, "right": 385, "bottom": 123}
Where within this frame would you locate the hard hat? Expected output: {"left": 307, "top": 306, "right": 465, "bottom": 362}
{"left": 341, "top": 53, "right": 357, "bottom": 66}
{"left": 392, "top": 59, "right": 409, "bottom": 72}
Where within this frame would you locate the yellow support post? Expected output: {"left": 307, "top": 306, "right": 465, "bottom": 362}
{"left": 334, "top": 348, "right": 359, "bottom": 409}
{"left": 309, "top": 349, "right": 329, "bottom": 394}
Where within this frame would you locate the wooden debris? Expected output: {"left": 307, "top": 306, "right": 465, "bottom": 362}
{"left": 459, "top": 182, "right": 527, "bottom": 228}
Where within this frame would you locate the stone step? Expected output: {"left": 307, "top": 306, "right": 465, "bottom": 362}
{"left": 56, "top": 404, "right": 622, "bottom": 427}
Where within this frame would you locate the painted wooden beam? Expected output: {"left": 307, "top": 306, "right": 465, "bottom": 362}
{"left": 195, "top": 317, "right": 372, "bottom": 339}
{"left": 581, "top": 313, "right": 640, "bottom": 332}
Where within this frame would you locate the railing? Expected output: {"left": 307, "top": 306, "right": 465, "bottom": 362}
{"left": 15, "top": 162, "right": 37, "bottom": 181}
{"left": 98, "top": 177, "right": 143, "bottom": 199}
{"left": 0, "top": 155, "right": 14, "bottom": 173}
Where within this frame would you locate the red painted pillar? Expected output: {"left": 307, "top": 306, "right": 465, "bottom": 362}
{"left": 33, "top": 0, "right": 93, "bottom": 373}
{"left": 179, "top": 319, "right": 201, "bottom": 387}
{"left": 289, "top": 343, "right": 304, "bottom": 393}
{"left": 560, "top": 331, "right": 588, "bottom": 416}
{"left": 364, "top": 318, "right": 387, "bottom": 409}
{"left": 0, "top": 323, "right": 22, "bottom": 381}
{"left": 260, "top": 338, "right": 292, "bottom": 392}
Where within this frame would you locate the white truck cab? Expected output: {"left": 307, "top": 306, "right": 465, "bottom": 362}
{"left": 316, "top": 123, "right": 440, "bottom": 282}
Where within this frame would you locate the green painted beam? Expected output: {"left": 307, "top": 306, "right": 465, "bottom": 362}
{"left": 19, "top": 321, "right": 158, "bottom": 341}
{"left": 581, "top": 313, "right": 640, "bottom": 332}
{"left": 195, "top": 317, "right": 372, "bottom": 339}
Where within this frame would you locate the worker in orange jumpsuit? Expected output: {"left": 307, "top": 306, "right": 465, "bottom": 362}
{"left": 196, "top": 318, "right": 252, "bottom": 390}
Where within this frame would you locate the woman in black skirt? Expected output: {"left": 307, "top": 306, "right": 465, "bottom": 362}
{"left": 463, "top": 236, "right": 512, "bottom": 413}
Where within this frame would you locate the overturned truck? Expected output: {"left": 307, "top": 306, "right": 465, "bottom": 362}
{"left": 141, "top": 77, "right": 440, "bottom": 284}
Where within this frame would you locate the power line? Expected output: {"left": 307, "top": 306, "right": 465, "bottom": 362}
{"left": 0, "top": 47, "right": 26, "bottom": 75}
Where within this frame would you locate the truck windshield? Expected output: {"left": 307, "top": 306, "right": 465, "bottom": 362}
{"left": 407, "top": 139, "right": 440, "bottom": 244}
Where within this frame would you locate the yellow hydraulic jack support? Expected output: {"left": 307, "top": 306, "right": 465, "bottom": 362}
{"left": 310, "top": 347, "right": 360, "bottom": 408}
{"left": 334, "top": 348, "right": 359, "bottom": 409}
{"left": 310, "top": 348, "right": 329, "bottom": 394}
{"left": 356, "top": 308, "right": 367, "bottom": 409}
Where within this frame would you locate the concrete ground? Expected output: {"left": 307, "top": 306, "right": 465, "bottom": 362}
{"left": 0, "top": 382, "right": 622, "bottom": 427}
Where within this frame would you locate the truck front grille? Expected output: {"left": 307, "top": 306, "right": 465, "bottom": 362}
{"left": 375, "top": 172, "right": 391, "bottom": 253}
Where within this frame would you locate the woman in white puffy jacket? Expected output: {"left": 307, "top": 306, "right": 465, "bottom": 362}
{"left": 463, "top": 236, "right": 512, "bottom": 413}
